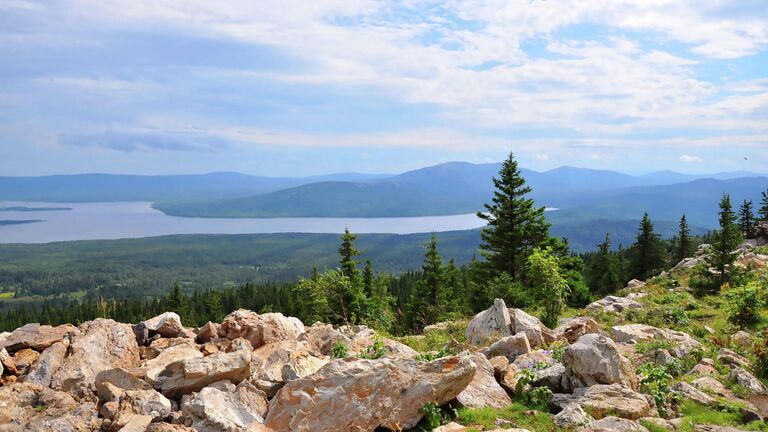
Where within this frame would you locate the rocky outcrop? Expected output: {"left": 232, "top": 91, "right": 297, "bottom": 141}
{"left": 50, "top": 319, "right": 140, "bottom": 398}
{"left": 220, "top": 310, "right": 305, "bottom": 349}
{"left": 23, "top": 339, "right": 69, "bottom": 387}
{"left": 348, "top": 327, "right": 418, "bottom": 359}
{"left": 181, "top": 386, "right": 264, "bottom": 431}
{"left": 250, "top": 339, "right": 328, "bottom": 396}
{"left": 612, "top": 324, "right": 701, "bottom": 357}
{"left": 582, "top": 416, "right": 649, "bottom": 432}
{"left": 455, "top": 353, "right": 512, "bottom": 408}
{"left": 554, "top": 403, "right": 593, "bottom": 428}
{"left": 300, "top": 323, "right": 350, "bottom": 356}
{"left": 578, "top": 384, "right": 656, "bottom": 420}
{"left": 727, "top": 367, "right": 766, "bottom": 395}
{"left": 265, "top": 353, "right": 476, "bottom": 431}
{"left": 563, "top": 334, "right": 638, "bottom": 391}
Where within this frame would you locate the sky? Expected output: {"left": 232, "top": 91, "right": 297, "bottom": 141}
{"left": 0, "top": 0, "right": 766, "bottom": 177}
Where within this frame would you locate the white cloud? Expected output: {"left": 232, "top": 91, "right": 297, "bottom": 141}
{"left": 679, "top": 154, "right": 703, "bottom": 163}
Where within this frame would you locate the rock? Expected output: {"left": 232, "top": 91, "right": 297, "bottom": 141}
{"left": 688, "top": 358, "right": 719, "bottom": 377}
{"left": 509, "top": 308, "right": 555, "bottom": 347}
{"left": 586, "top": 296, "right": 643, "bottom": 314}
{"left": 611, "top": 324, "right": 701, "bottom": 357}
{"left": 220, "top": 310, "right": 305, "bottom": 349}
{"left": 465, "top": 298, "right": 512, "bottom": 346}
{"left": 23, "top": 339, "right": 69, "bottom": 387}
{"left": 532, "top": 363, "right": 566, "bottom": 392}
{"left": 299, "top": 323, "right": 351, "bottom": 356}
{"left": 0, "top": 348, "right": 17, "bottom": 375}
{"left": 250, "top": 340, "right": 328, "bottom": 394}
{"left": 488, "top": 356, "right": 509, "bottom": 379}
{"left": 500, "top": 363, "right": 521, "bottom": 393}
{"left": 639, "top": 417, "right": 676, "bottom": 430}
{"left": 182, "top": 386, "right": 264, "bottom": 431}
{"left": 153, "top": 342, "right": 252, "bottom": 398}
{"left": 554, "top": 403, "right": 594, "bottom": 428}
{"left": 11, "top": 348, "right": 38, "bottom": 373}
{"left": 718, "top": 348, "right": 751, "bottom": 369}
{"left": 626, "top": 279, "right": 646, "bottom": 290}
{"left": 349, "top": 328, "right": 419, "bottom": 359}
{"left": 481, "top": 333, "right": 531, "bottom": 361}
{"left": 578, "top": 384, "right": 655, "bottom": 420}
{"left": 50, "top": 318, "right": 140, "bottom": 399}
{"left": 265, "top": 353, "right": 476, "bottom": 431}
{"left": 145, "top": 343, "right": 204, "bottom": 384}
{"left": 731, "top": 331, "right": 753, "bottom": 348}
{"left": 563, "top": 334, "right": 638, "bottom": 391}
{"left": 727, "top": 367, "right": 766, "bottom": 395}
{"left": 0, "top": 323, "right": 75, "bottom": 353}
{"left": 143, "top": 312, "right": 185, "bottom": 338}
{"left": 25, "top": 401, "right": 102, "bottom": 432}
{"left": 234, "top": 380, "right": 269, "bottom": 419}
{"left": 147, "top": 423, "right": 196, "bottom": 432}
{"left": 197, "top": 322, "right": 220, "bottom": 344}
{"left": 117, "top": 414, "right": 153, "bottom": 432}
{"left": 692, "top": 376, "right": 728, "bottom": 397}
{"left": 455, "top": 353, "right": 512, "bottom": 409}
{"left": 555, "top": 317, "right": 601, "bottom": 344}
{"left": 512, "top": 350, "right": 554, "bottom": 369}
{"left": 119, "top": 388, "right": 174, "bottom": 420}
{"left": 581, "top": 416, "right": 649, "bottom": 432}
{"left": 672, "top": 381, "right": 715, "bottom": 405}
{"left": 433, "top": 422, "right": 468, "bottom": 432}
{"left": 694, "top": 426, "right": 753, "bottom": 432}
{"left": 95, "top": 368, "right": 153, "bottom": 402}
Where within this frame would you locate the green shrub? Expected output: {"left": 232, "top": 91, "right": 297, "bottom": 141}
{"left": 417, "top": 402, "right": 445, "bottom": 430}
{"left": 357, "top": 338, "right": 387, "bottom": 360}
{"left": 331, "top": 341, "right": 349, "bottom": 358}
{"left": 547, "top": 340, "right": 568, "bottom": 363}
{"left": 724, "top": 282, "right": 765, "bottom": 327}
{"left": 689, "top": 264, "right": 721, "bottom": 297}
{"left": 637, "top": 363, "right": 674, "bottom": 416}
{"left": 635, "top": 338, "right": 674, "bottom": 354}
{"left": 415, "top": 346, "right": 456, "bottom": 362}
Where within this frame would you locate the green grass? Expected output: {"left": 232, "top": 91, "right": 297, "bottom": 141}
{"left": 0, "top": 292, "right": 14, "bottom": 299}
{"left": 454, "top": 404, "right": 558, "bottom": 432}
{"left": 397, "top": 320, "right": 468, "bottom": 352}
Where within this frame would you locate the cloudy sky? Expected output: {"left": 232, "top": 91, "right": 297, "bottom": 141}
{"left": 1, "top": 0, "right": 766, "bottom": 176}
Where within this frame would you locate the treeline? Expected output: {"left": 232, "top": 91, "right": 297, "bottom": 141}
{"left": 2, "top": 153, "right": 767, "bottom": 333}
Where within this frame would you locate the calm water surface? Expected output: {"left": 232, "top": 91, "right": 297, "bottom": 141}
{"left": 0, "top": 201, "right": 488, "bottom": 244}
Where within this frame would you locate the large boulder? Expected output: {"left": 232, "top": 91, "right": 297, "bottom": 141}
{"left": 611, "top": 324, "right": 701, "bottom": 357}
{"left": 0, "top": 323, "right": 76, "bottom": 353}
{"left": 348, "top": 328, "right": 418, "bottom": 359}
{"left": 142, "top": 312, "right": 185, "bottom": 338}
{"left": 727, "top": 367, "right": 766, "bottom": 395}
{"left": 481, "top": 333, "right": 531, "bottom": 361}
{"left": 465, "top": 298, "right": 511, "bottom": 346}
{"left": 144, "top": 343, "right": 204, "bottom": 384}
{"left": 563, "top": 334, "right": 638, "bottom": 391}
{"left": 220, "top": 310, "right": 305, "bottom": 349}
{"left": 250, "top": 339, "right": 329, "bottom": 396}
{"left": 554, "top": 403, "right": 594, "bottom": 428}
{"left": 23, "top": 339, "right": 69, "bottom": 387}
{"left": 181, "top": 386, "right": 264, "bottom": 431}
{"left": 299, "top": 323, "right": 350, "bottom": 356}
{"left": 152, "top": 341, "right": 252, "bottom": 398}
{"left": 50, "top": 319, "right": 140, "bottom": 398}
{"left": 509, "top": 308, "right": 555, "bottom": 347}
{"left": 579, "top": 384, "right": 655, "bottom": 420}
{"left": 455, "top": 353, "right": 512, "bottom": 409}
{"left": 94, "top": 368, "right": 154, "bottom": 402}
{"left": 581, "top": 416, "right": 649, "bottom": 432}
{"left": 265, "top": 353, "right": 476, "bottom": 431}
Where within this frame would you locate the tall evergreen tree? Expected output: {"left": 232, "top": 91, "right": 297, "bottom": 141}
{"left": 708, "top": 194, "right": 743, "bottom": 286}
{"left": 760, "top": 186, "right": 768, "bottom": 221}
{"left": 338, "top": 228, "right": 361, "bottom": 281}
{"left": 476, "top": 152, "right": 550, "bottom": 282}
{"left": 629, "top": 212, "right": 666, "bottom": 280}
{"left": 738, "top": 200, "right": 756, "bottom": 239}
{"left": 587, "top": 233, "right": 622, "bottom": 295}
{"left": 677, "top": 214, "right": 692, "bottom": 262}
{"left": 362, "top": 260, "right": 374, "bottom": 297}
{"left": 410, "top": 233, "right": 446, "bottom": 329}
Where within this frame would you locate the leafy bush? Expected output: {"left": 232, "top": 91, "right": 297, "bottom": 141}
{"left": 724, "top": 282, "right": 765, "bottom": 327}
{"left": 415, "top": 346, "right": 456, "bottom": 362}
{"left": 547, "top": 340, "right": 568, "bottom": 363}
{"left": 331, "top": 341, "right": 349, "bottom": 359}
{"left": 635, "top": 338, "right": 674, "bottom": 354}
{"left": 513, "top": 367, "right": 553, "bottom": 411}
{"left": 357, "top": 338, "right": 387, "bottom": 360}
{"left": 526, "top": 247, "right": 570, "bottom": 328}
{"left": 637, "top": 363, "right": 674, "bottom": 416}
{"left": 417, "top": 402, "right": 445, "bottom": 430}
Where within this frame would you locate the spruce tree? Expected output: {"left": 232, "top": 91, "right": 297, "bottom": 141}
{"left": 629, "top": 212, "right": 666, "bottom": 280}
{"left": 338, "top": 228, "right": 360, "bottom": 281}
{"left": 587, "top": 233, "right": 621, "bottom": 295}
{"left": 677, "top": 214, "right": 691, "bottom": 262}
{"left": 708, "top": 194, "right": 743, "bottom": 286}
{"left": 411, "top": 233, "right": 446, "bottom": 328}
{"left": 477, "top": 152, "right": 550, "bottom": 282}
{"left": 362, "top": 260, "right": 374, "bottom": 297}
{"left": 738, "top": 200, "right": 756, "bottom": 239}
{"left": 760, "top": 186, "right": 768, "bottom": 221}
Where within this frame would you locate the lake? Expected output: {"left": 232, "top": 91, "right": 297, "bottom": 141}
{"left": 0, "top": 201, "right": 488, "bottom": 243}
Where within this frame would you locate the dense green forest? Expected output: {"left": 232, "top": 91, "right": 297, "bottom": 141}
{"left": 1, "top": 153, "right": 766, "bottom": 333}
